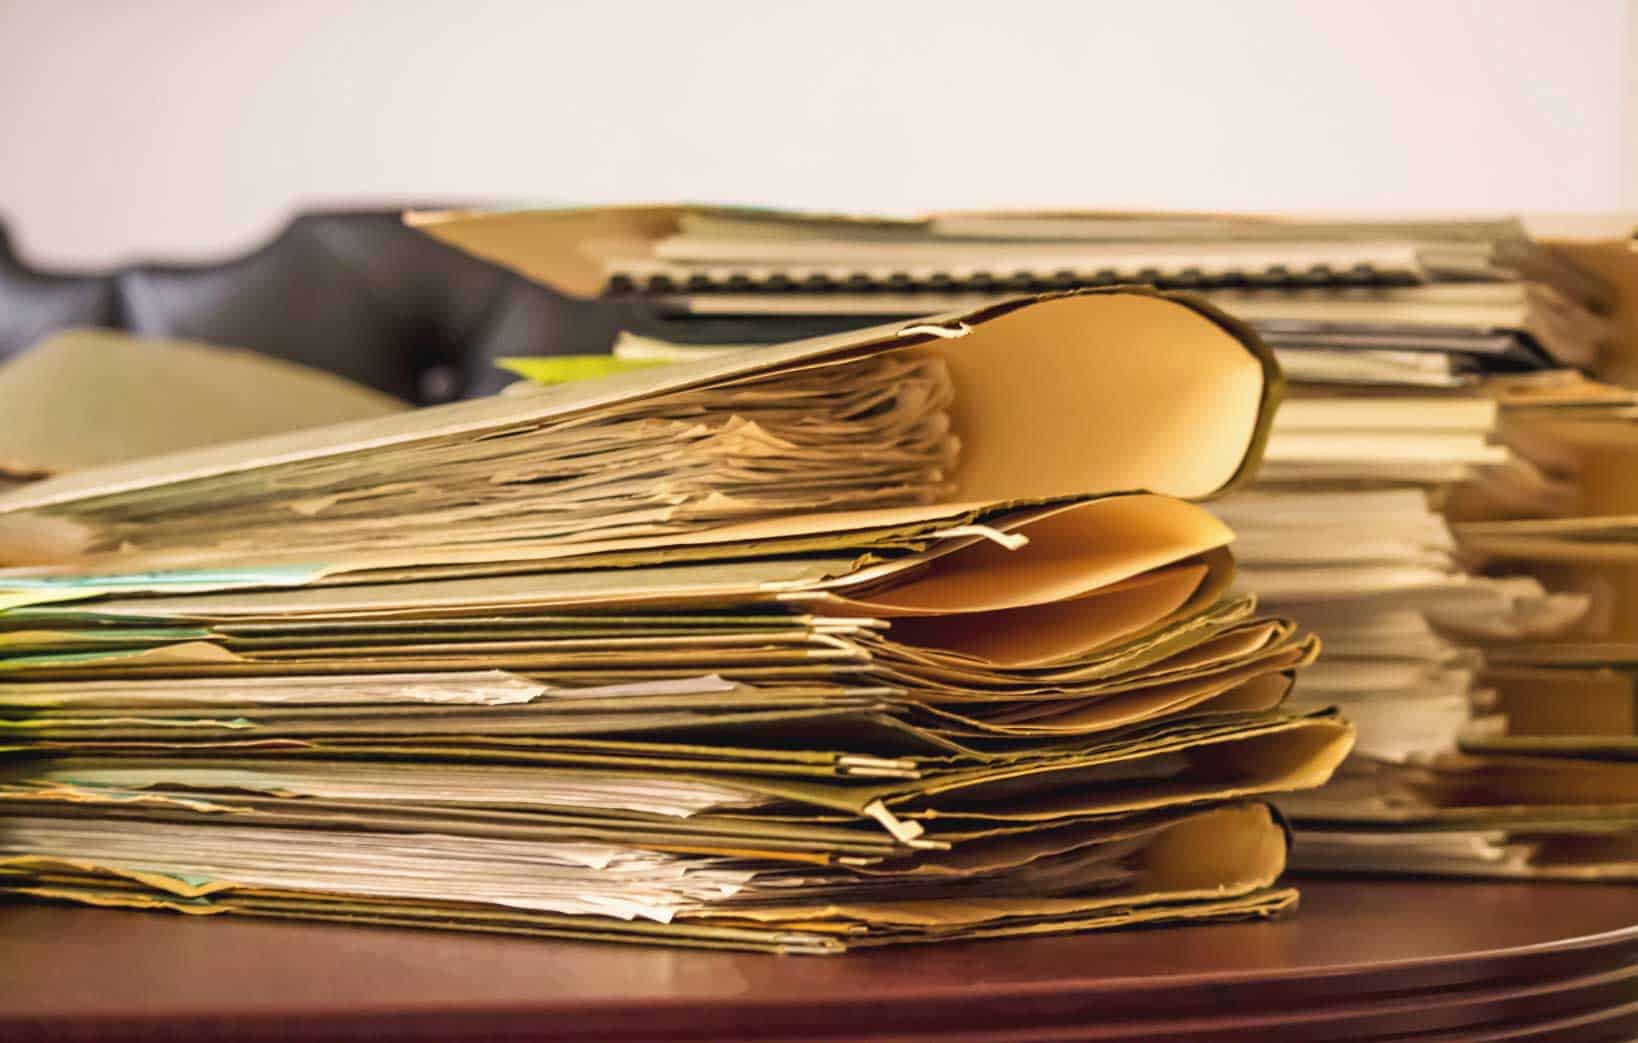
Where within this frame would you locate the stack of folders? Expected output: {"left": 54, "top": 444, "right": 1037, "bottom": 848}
{"left": 1355, "top": 399, "right": 1638, "bottom": 881}
{"left": 0, "top": 290, "right": 1354, "bottom": 953}
{"left": 405, "top": 205, "right": 1611, "bottom": 378}
{"left": 411, "top": 205, "right": 1628, "bottom": 879}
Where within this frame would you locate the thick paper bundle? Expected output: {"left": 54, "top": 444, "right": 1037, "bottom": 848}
{"left": 1266, "top": 339, "right": 1638, "bottom": 879}
{"left": 0, "top": 289, "right": 1353, "bottom": 951}
{"left": 1296, "top": 446, "right": 1638, "bottom": 881}
{"left": 409, "top": 205, "right": 1612, "bottom": 373}
{"left": 414, "top": 205, "right": 1634, "bottom": 882}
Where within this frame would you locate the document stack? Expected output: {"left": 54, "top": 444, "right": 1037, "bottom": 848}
{"left": 412, "top": 205, "right": 1638, "bottom": 880}
{"left": 1322, "top": 395, "right": 1638, "bottom": 881}
{"left": 0, "top": 289, "right": 1353, "bottom": 952}
{"left": 405, "top": 206, "right": 1606, "bottom": 371}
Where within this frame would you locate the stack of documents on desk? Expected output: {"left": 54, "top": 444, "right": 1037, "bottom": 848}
{"left": 1290, "top": 510, "right": 1638, "bottom": 881}
{"left": 1196, "top": 313, "right": 1613, "bottom": 879}
{"left": 1270, "top": 399, "right": 1638, "bottom": 880}
{"left": 411, "top": 205, "right": 1617, "bottom": 882}
{"left": 1270, "top": 361, "right": 1638, "bottom": 873}
{"left": 0, "top": 289, "right": 1353, "bottom": 953}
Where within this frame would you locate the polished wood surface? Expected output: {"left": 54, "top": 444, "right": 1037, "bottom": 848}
{"left": 4, "top": 877, "right": 1637, "bottom": 1041}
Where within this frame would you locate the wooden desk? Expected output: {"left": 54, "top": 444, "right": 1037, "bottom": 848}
{"left": 3, "top": 877, "right": 1636, "bottom": 1041}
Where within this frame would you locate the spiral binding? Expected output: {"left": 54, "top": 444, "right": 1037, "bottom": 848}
{"left": 607, "top": 262, "right": 1415, "bottom": 297}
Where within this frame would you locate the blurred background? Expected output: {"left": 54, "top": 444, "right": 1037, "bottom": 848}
{"left": 0, "top": 0, "right": 1633, "bottom": 267}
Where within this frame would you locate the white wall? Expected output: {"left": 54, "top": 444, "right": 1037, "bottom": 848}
{"left": 0, "top": 0, "right": 1630, "bottom": 266}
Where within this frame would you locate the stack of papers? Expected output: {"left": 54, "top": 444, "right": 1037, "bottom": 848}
{"left": 0, "top": 289, "right": 1354, "bottom": 952}
{"left": 1212, "top": 386, "right": 1591, "bottom": 768}
{"left": 1262, "top": 357, "right": 1638, "bottom": 879}
{"left": 1302, "top": 501, "right": 1638, "bottom": 881}
{"left": 409, "top": 205, "right": 1613, "bottom": 378}
{"left": 410, "top": 205, "right": 1627, "bottom": 881}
